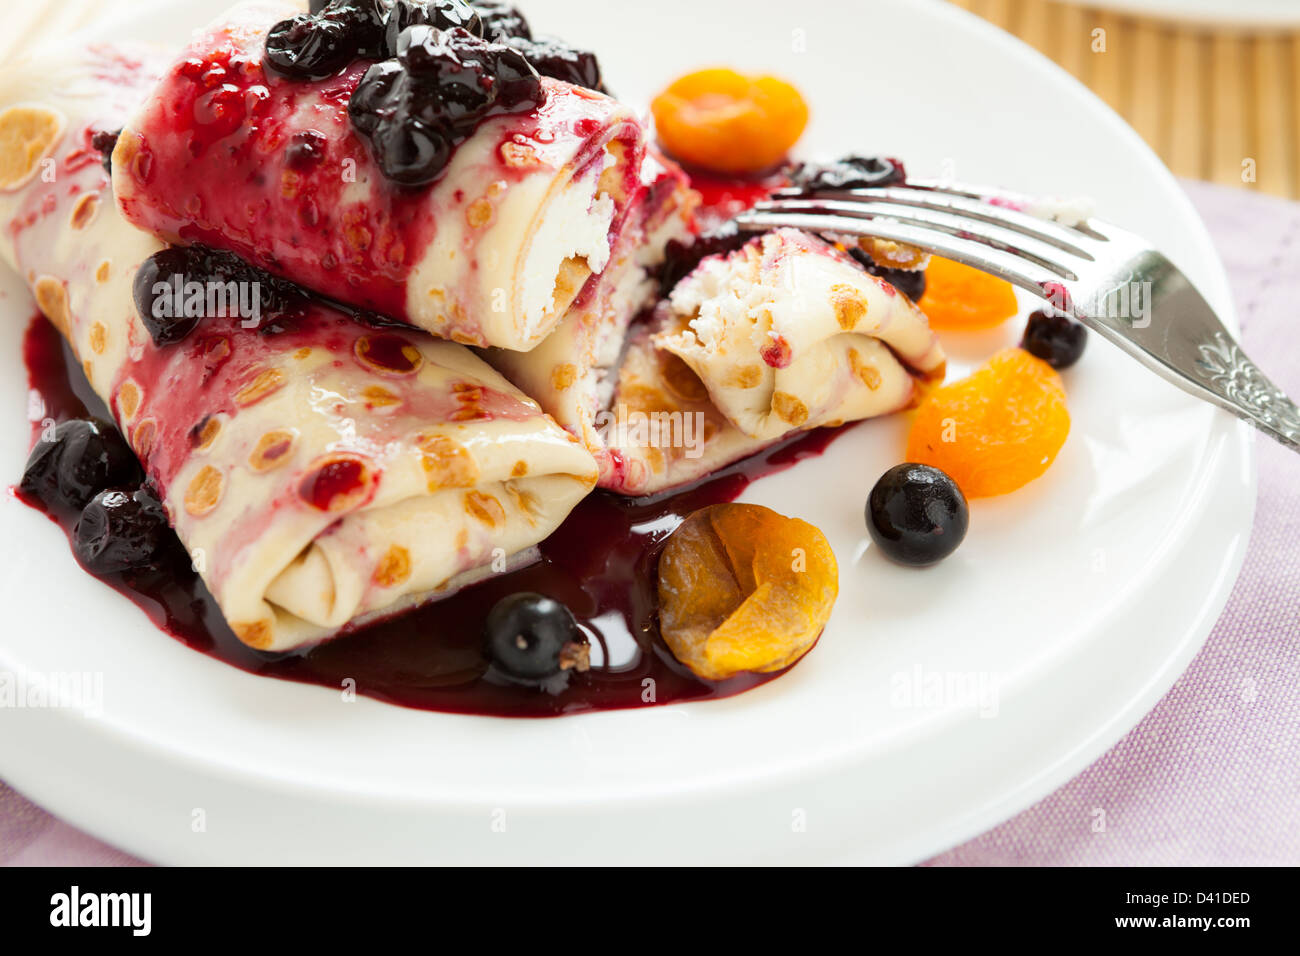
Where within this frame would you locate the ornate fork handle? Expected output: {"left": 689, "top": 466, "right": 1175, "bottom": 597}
{"left": 1192, "top": 333, "right": 1300, "bottom": 450}
{"left": 1084, "top": 252, "right": 1300, "bottom": 454}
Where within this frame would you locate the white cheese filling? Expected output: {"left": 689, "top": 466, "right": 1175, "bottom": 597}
{"left": 518, "top": 149, "right": 617, "bottom": 339}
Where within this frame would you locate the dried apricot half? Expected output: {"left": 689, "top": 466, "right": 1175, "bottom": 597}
{"left": 906, "top": 348, "right": 1069, "bottom": 498}
{"left": 651, "top": 68, "right": 809, "bottom": 175}
{"left": 917, "top": 256, "right": 1020, "bottom": 331}
{"left": 657, "top": 503, "right": 838, "bottom": 681}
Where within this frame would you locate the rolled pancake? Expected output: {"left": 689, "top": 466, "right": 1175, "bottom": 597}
{"left": 111, "top": 0, "right": 647, "bottom": 351}
{"left": 481, "top": 149, "right": 697, "bottom": 481}
{"left": 600, "top": 321, "right": 768, "bottom": 496}
{"left": 0, "top": 44, "right": 598, "bottom": 652}
{"left": 654, "top": 228, "right": 945, "bottom": 442}
{"left": 600, "top": 230, "right": 946, "bottom": 496}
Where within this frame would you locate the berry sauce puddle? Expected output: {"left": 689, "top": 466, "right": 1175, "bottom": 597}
{"left": 18, "top": 314, "right": 852, "bottom": 717}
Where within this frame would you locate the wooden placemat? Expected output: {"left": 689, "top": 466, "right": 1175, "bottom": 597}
{"left": 948, "top": 0, "right": 1297, "bottom": 198}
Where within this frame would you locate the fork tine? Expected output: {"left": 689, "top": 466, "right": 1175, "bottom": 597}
{"left": 777, "top": 182, "right": 1103, "bottom": 260}
{"left": 733, "top": 208, "right": 1067, "bottom": 297}
{"left": 902, "top": 179, "right": 1123, "bottom": 246}
{"left": 757, "top": 197, "right": 1081, "bottom": 280}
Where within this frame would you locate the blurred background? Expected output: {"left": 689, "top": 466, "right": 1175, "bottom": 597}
{"left": 946, "top": 0, "right": 1296, "bottom": 198}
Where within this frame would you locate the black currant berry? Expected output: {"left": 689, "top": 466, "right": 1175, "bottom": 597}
{"left": 505, "top": 35, "right": 605, "bottom": 92}
{"left": 484, "top": 592, "right": 586, "bottom": 681}
{"left": 475, "top": 1, "right": 531, "bottom": 41}
{"left": 866, "top": 463, "right": 968, "bottom": 567}
{"left": 383, "top": 0, "right": 484, "bottom": 58}
{"left": 847, "top": 248, "right": 927, "bottom": 302}
{"left": 74, "top": 486, "right": 172, "bottom": 575}
{"left": 789, "top": 155, "right": 907, "bottom": 192}
{"left": 264, "top": 14, "right": 358, "bottom": 81}
{"left": 1020, "top": 309, "right": 1087, "bottom": 369}
{"left": 21, "top": 419, "right": 140, "bottom": 512}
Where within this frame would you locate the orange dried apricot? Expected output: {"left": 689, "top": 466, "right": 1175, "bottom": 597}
{"left": 657, "top": 503, "right": 838, "bottom": 680}
{"left": 905, "top": 348, "right": 1070, "bottom": 498}
{"left": 917, "top": 256, "right": 1020, "bottom": 331}
{"left": 651, "top": 68, "right": 809, "bottom": 175}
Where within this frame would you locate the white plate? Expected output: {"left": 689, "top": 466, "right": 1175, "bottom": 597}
{"left": 1047, "top": 0, "right": 1300, "bottom": 27}
{"left": 0, "top": 0, "right": 1254, "bottom": 865}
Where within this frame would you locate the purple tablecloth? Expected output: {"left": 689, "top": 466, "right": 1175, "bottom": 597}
{"left": 2, "top": 181, "right": 1297, "bottom": 867}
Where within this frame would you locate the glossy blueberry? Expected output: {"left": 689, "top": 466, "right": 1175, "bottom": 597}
{"left": 383, "top": 0, "right": 484, "bottom": 57}
{"left": 133, "top": 247, "right": 204, "bottom": 345}
{"left": 397, "top": 26, "right": 496, "bottom": 120}
{"left": 328, "top": 0, "right": 390, "bottom": 60}
{"left": 21, "top": 419, "right": 140, "bottom": 512}
{"left": 431, "top": 0, "right": 485, "bottom": 34}
{"left": 264, "top": 13, "right": 358, "bottom": 81}
{"left": 74, "top": 486, "right": 172, "bottom": 575}
{"left": 350, "top": 26, "right": 542, "bottom": 186}
{"left": 267, "top": 0, "right": 386, "bottom": 75}
{"left": 505, "top": 34, "right": 605, "bottom": 92}
{"left": 847, "top": 247, "right": 926, "bottom": 302}
{"left": 484, "top": 592, "right": 583, "bottom": 680}
{"left": 133, "top": 245, "right": 312, "bottom": 345}
{"left": 369, "top": 118, "right": 454, "bottom": 186}
{"left": 474, "top": 1, "right": 532, "bottom": 41}
{"left": 866, "top": 463, "right": 968, "bottom": 567}
{"left": 486, "top": 36, "right": 547, "bottom": 106}
{"left": 788, "top": 155, "right": 906, "bottom": 192}
{"left": 348, "top": 59, "right": 403, "bottom": 138}
{"left": 1020, "top": 309, "right": 1087, "bottom": 369}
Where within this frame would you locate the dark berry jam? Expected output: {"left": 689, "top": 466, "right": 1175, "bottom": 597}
{"left": 688, "top": 167, "right": 790, "bottom": 233}
{"left": 18, "top": 315, "right": 851, "bottom": 718}
{"left": 475, "top": 1, "right": 531, "bottom": 42}
{"left": 655, "top": 168, "right": 790, "bottom": 296}
{"left": 132, "top": 244, "right": 314, "bottom": 346}
{"left": 503, "top": 34, "right": 605, "bottom": 93}
{"left": 264, "top": 0, "right": 388, "bottom": 81}
{"left": 848, "top": 248, "right": 927, "bottom": 302}
{"left": 660, "top": 163, "right": 924, "bottom": 301}
{"left": 384, "top": 0, "right": 485, "bottom": 53}
{"left": 265, "top": 1, "right": 601, "bottom": 186}
{"left": 658, "top": 220, "right": 752, "bottom": 298}
{"left": 788, "top": 155, "right": 907, "bottom": 192}
{"left": 284, "top": 129, "right": 328, "bottom": 170}
{"left": 298, "top": 456, "right": 370, "bottom": 511}
{"left": 20, "top": 417, "right": 139, "bottom": 513}
{"left": 90, "top": 128, "right": 120, "bottom": 175}
{"left": 349, "top": 25, "right": 543, "bottom": 186}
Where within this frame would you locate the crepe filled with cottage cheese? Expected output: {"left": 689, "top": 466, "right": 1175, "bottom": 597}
{"left": 482, "top": 148, "right": 697, "bottom": 482}
{"left": 598, "top": 228, "right": 945, "bottom": 495}
{"left": 654, "top": 228, "right": 945, "bottom": 442}
{"left": 110, "top": 0, "right": 647, "bottom": 351}
{"left": 0, "top": 44, "right": 598, "bottom": 652}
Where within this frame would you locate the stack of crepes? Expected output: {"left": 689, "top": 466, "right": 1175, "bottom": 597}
{"left": 0, "top": 42, "right": 598, "bottom": 652}
{"left": 0, "top": 1, "right": 946, "bottom": 650}
{"left": 110, "top": 0, "right": 651, "bottom": 352}
{"left": 105, "top": 1, "right": 945, "bottom": 497}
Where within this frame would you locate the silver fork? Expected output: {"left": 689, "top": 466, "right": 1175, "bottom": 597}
{"left": 735, "top": 180, "right": 1300, "bottom": 453}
